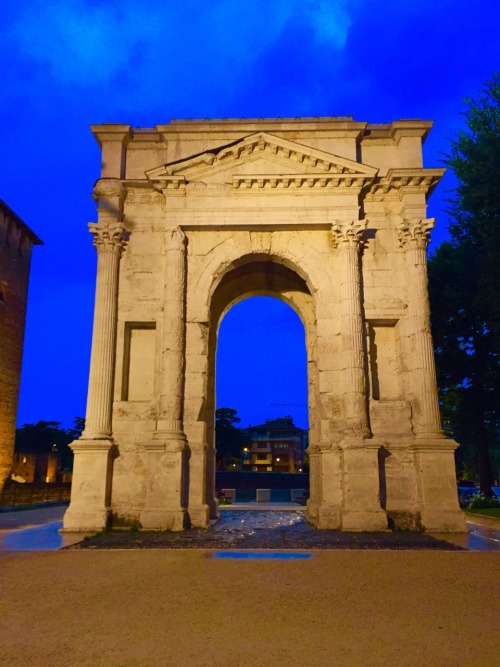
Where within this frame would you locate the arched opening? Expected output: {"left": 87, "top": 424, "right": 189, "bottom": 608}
{"left": 202, "top": 257, "right": 319, "bottom": 516}
{"left": 216, "top": 296, "right": 308, "bottom": 491}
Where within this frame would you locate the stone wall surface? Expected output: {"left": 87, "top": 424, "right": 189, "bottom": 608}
{"left": 63, "top": 118, "right": 466, "bottom": 533}
{"left": 0, "top": 201, "right": 41, "bottom": 490}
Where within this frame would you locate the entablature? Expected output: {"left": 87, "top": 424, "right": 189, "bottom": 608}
{"left": 365, "top": 168, "right": 445, "bottom": 202}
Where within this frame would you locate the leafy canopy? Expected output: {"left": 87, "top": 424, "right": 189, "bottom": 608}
{"left": 429, "top": 74, "right": 500, "bottom": 493}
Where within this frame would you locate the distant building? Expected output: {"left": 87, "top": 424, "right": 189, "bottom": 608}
{"left": 0, "top": 200, "right": 42, "bottom": 489}
{"left": 244, "top": 416, "right": 307, "bottom": 473}
{"left": 11, "top": 452, "right": 59, "bottom": 484}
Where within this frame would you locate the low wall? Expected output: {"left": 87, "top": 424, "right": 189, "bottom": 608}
{"left": 215, "top": 471, "right": 310, "bottom": 503}
{"left": 0, "top": 481, "right": 72, "bottom": 507}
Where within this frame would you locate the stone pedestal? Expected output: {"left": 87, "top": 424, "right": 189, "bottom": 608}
{"left": 341, "top": 444, "right": 388, "bottom": 531}
{"left": 62, "top": 441, "right": 115, "bottom": 532}
{"left": 140, "top": 440, "right": 188, "bottom": 531}
{"left": 414, "top": 442, "right": 467, "bottom": 532}
{"left": 186, "top": 444, "right": 212, "bottom": 528}
{"left": 314, "top": 447, "right": 342, "bottom": 529}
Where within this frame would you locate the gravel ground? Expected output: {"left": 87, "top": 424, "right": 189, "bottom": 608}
{"left": 1, "top": 550, "right": 498, "bottom": 666}
{"left": 75, "top": 510, "right": 464, "bottom": 551}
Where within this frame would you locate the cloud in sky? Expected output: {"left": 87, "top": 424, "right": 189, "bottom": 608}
{"left": 6, "top": 0, "right": 355, "bottom": 86}
{"left": 3, "top": 0, "right": 499, "bottom": 427}
{"left": 5, "top": 0, "right": 497, "bottom": 123}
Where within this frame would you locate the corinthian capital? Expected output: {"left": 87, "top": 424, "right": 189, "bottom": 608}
{"left": 88, "top": 221, "right": 128, "bottom": 255}
{"left": 398, "top": 218, "right": 435, "bottom": 250}
{"left": 331, "top": 219, "right": 367, "bottom": 250}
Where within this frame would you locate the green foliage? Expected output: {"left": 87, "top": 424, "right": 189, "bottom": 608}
{"left": 467, "top": 494, "right": 500, "bottom": 510}
{"left": 429, "top": 74, "right": 500, "bottom": 494}
{"left": 465, "top": 507, "right": 500, "bottom": 518}
{"left": 215, "top": 407, "right": 251, "bottom": 470}
{"left": 129, "top": 521, "right": 142, "bottom": 533}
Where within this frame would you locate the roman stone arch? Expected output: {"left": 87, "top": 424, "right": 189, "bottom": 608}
{"left": 63, "top": 118, "right": 466, "bottom": 534}
{"left": 187, "top": 251, "right": 319, "bottom": 527}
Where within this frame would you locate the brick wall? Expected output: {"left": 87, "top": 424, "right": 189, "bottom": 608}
{"left": 0, "top": 201, "right": 42, "bottom": 488}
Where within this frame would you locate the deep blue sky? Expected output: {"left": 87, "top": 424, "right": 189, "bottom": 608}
{"left": 2, "top": 0, "right": 498, "bottom": 430}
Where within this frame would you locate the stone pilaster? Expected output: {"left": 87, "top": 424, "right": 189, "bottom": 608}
{"left": 398, "top": 218, "right": 442, "bottom": 438}
{"left": 157, "top": 227, "right": 188, "bottom": 435}
{"left": 140, "top": 226, "right": 190, "bottom": 531}
{"left": 329, "top": 220, "right": 387, "bottom": 531}
{"left": 63, "top": 218, "right": 127, "bottom": 532}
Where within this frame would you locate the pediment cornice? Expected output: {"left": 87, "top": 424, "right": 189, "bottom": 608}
{"left": 145, "top": 132, "right": 378, "bottom": 194}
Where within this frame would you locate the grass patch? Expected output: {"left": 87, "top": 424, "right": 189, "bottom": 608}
{"left": 465, "top": 507, "right": 500, "bottom": 519}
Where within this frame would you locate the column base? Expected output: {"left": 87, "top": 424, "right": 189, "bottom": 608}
{"left": 188, "top": 504, "right": 211, "bottom": 528}
{"left": 341, "top": 509, "right": 388, "bottom": 532}
{"left": 208, "top": 497, "right": 220, "bottom": 521}
{"left": 420, "top": 508, "right": 467, "bottom": 533}
{"left": 140, "top": 433, "right": 188, "bottom": 532}
{"left": 305, "top": 498, "right": 320, "bottom": 524}
{"left": 315, "top": 505, "right": 342, "bottom": 530}
{"left": 62, "top": 506, "right": 111, "bottom": 533}
{"left": 139, "top": 508, "right": 188, "bottom": 532}
{"left": 62, "top": 438, "right": 115, "bottom": 533}
{"left": 387, "top": 510, "right": 424, "bottom": 532}
{"left": 412, "top": 438, "right": 465, "bottom": 532}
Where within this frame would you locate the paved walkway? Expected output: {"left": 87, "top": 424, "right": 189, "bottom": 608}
{"left": 1, "top": 549, "right": 498, "bottom": 666}
{"left": 0, "top": 504, "right": 67, "bottom": 530}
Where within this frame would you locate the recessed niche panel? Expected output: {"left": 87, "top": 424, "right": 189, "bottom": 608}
{"left": 123, "top": 323, "right": 156, "bottom": 401}
{"left": 368, "top": 322, "right": 400, "bottom": 400}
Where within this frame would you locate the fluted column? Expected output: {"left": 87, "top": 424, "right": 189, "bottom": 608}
{"left": 63, "top": 179, "right": 127, "bottom": 532}
{"left": 140, "top": 226, "right": 188, "bottom": 531}
{"left": 398, "top": 218, "right": 442, "bottom": 438}
{"left": 63, "top": 219, "right": 127, "bottom": 532}
{"left": 83, "top": 222, "right": 127, "bottom": 439}
{"left": 396, "top": 218, "right": 465, "bottom": 532}
{"left": 331, "top": 220, "right": 370, "bottom": 440}
{"left": 325, "top": 220, "right": 386, "bottom": 531}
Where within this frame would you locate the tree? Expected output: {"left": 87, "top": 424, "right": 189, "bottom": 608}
{"left": 215, "top": 408, "right": 250, "bottom": 470}
{"left": 428, "top": 74, "right": 500, "bottom": 493}
{"left": 15, "top": 417, "right": 84, "bottom": 471}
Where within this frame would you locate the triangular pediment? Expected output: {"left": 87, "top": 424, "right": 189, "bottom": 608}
{"left": 145, "top": 132, "right": 378, "bottom": 192}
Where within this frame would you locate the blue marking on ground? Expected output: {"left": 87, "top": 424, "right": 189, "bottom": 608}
{"left": 213, "top": 551, "right": 312, "bottom": 560}
{"left": 1, "top": 520, "right": 64, "bottom": 551}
